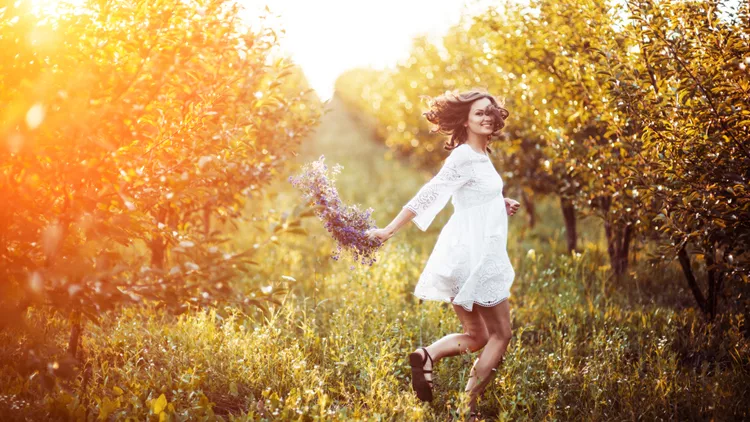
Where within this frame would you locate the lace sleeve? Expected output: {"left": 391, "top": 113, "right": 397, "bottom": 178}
{"left": 403, "top": 145, "right": 475, "bottom": 231}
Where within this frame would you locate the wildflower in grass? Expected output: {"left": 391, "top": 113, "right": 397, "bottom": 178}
{"left": 289, "top": 155, "right": 382, "bottom": 265}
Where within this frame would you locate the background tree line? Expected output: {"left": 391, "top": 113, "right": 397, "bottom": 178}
{"left": 335, "top": 0, "right": 750, "bottom": 321}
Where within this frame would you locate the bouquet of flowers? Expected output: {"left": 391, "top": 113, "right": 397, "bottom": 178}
{"left": 289, "top": 155, "right": 383, "bottom": 266}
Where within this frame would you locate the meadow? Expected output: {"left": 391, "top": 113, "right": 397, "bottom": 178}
{"left": 1, "top": 97, "right": 747, "bottom": 421}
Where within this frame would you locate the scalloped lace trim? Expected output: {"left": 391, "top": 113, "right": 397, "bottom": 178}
{"left": 413, "top": 293, "right": 510, "bottom": 312}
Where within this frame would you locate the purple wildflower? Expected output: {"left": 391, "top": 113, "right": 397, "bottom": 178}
{"left": 289, "top": 155, "right": 383, "bottom": 266}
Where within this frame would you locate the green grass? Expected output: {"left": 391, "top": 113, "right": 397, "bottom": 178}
{"left": 1, "top": 97, "right": 748, "bottom": 421}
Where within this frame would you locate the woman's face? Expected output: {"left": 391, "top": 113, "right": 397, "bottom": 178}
{"left": 465, "top": 97, "right": 495, "bottom": 137}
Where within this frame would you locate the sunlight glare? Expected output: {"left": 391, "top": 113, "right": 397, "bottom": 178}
{"left": 29, "top": 0, "right": 83, "bottom": 16}
{"left": 240, "top": 0, "right": 500, "bottom": 101}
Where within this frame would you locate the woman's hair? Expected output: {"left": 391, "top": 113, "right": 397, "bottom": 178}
{"left": 421, "top": 89, "right": 509, "bottom": 154}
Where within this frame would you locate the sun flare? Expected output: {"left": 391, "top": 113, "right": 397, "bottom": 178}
{"left": 28, "top": 0, "right": 83, "bottom": 16}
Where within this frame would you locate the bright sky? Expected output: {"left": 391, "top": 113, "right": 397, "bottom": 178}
{"left": 242, "top": 0, "right": 496, "bottom": 101}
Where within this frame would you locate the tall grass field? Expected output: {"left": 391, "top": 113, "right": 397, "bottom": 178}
{"left": 1, "top": 97, "right": 748, "bottom": 421}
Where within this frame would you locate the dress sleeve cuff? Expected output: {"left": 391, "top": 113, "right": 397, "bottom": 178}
{"left": 403, "top": 204, "right": 428, "bottom": 231}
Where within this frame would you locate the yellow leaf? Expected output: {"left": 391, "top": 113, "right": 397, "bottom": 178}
{"left": 152, "top": 393, "right": 167, "bottom": 414}
{"left": 567, "top": 110, "right": 581, "bottom": 122}
{"left": 98, "top": 397, "right": 120, "bottom": 421}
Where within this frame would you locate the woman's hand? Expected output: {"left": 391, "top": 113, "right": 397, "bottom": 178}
{"left": 505, "top": 198, "right": 520, "bottom": 216}
{"left": 365, "top": 227, "right": 393, "bottom": 244}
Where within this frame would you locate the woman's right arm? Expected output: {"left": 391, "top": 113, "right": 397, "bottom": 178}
{"left": 383, "top": 207, "right": 416, "bottom": 238}
{"left": 366, "top": 145, "right": 473, "bottom": 242}
{"left": 400, "top": 145, "right": 474, "bottom": 231}
{"left": 365, "top": 207, "right": 415, "bottom": 243}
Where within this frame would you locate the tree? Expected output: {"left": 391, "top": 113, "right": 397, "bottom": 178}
{"left": 602, "top": 0, "right": 750, "bottom": 318}
{"left": 0, "top": 0, "right": 322, "bottom": 377}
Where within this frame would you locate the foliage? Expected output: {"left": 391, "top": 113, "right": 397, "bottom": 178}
{"left": 0, "top": 0, "right": 322, "bottom": 387}
{"left": 599, "top": 0, "right": 750, "bottom": 318}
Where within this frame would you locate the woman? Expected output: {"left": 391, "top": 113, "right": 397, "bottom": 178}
{"left": 365, "top": 90, "right": 520, "bottom": 420}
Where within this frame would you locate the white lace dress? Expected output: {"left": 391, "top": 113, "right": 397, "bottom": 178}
{"left": 402, "top": 143, "right": 515, "bottom": 311}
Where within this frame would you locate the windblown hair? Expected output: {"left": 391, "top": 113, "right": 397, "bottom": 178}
{"left": 421, "top": 89, "right": 509, "bottom": 154}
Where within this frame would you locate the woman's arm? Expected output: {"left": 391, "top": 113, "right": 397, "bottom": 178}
{"left": 401, "top": 145, "right": 474, "bottom": 231}
{"left": 366, "top": 146, "right": 473, "bottom": 243}
{"left": 365, "top": 207, "right": 415, "bottom": 243}
{"left": 504, "top": 198, "right": 520, "bottom": 216}
{"left": 384, "top": 207, "right": 416, "bottom": 237}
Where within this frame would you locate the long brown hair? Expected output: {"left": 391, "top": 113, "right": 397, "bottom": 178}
{"left": 421, "top": 89, "right": 509, "bottom": 154}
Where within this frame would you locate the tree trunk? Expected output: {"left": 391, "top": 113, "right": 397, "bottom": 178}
{"left": 521, "top": 189, "right": 536, "bottom": 229}
{"left": 705, "top": 250, "right": 724, "bottom": 320}
{"left": 560, "top": 196, "right": 577, "bottom": 253}
{"left": 677, "top": 245, "right": 724, "bottom": 319}
{"left": 604, "top": 220, "right": 633, "bottom": 278}
{"left": 150, "top": 207, "right": 169, "bottom": 269}
{"left": 677, "top": 246, "right": 707, "bottom": 313}
{"left": 619, "top": 224, "right": 632, "bottom": 275}
{"left": 67, "top": 310, "right": 82, "bottom": 358}
{"left": 150, "top": 238, "right": 166, "bottom": 269}
{"left": 203, "top": 204, "right": 211, "bottom": 239}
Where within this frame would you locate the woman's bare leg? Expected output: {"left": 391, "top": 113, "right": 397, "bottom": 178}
{"left": 464, "top": 299, "right": 512, "bottom": 414}
{"left": 412, "top": 303, "right": 489, "bottom": 384}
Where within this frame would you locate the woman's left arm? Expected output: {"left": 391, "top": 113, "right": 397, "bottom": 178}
{"left": 505, "top": 198, "right": 520, "bottom": 216}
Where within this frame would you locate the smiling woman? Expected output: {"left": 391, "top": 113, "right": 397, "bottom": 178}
{"left": 362, "top": 87, "right": 518, "bottom": 419}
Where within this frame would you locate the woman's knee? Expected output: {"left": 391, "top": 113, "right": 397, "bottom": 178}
{"left": 454, "top": 305, "right": 490, "bottom": 352}
{"left": 466, "top": 328, "right": 489, "bottom": 352}
{"left": 486, "top": 328, "right": 512, "bottom": 346}
{"left": 497, "top": 328, "right": 512, "bottom": 344}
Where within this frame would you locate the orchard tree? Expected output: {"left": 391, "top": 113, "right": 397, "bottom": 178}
{"left": 602, "top": 0, "right": 750, "bottom": 318}
{"left": 0, "top": 0, "right": 321, "bottom": 378}
{"left": 468, "top": 0, "right": 649, "bottom": 272}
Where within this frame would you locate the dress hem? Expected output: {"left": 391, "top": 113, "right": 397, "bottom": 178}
{"left": 413, "top": 293, "right": 510, "bottom": 312}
